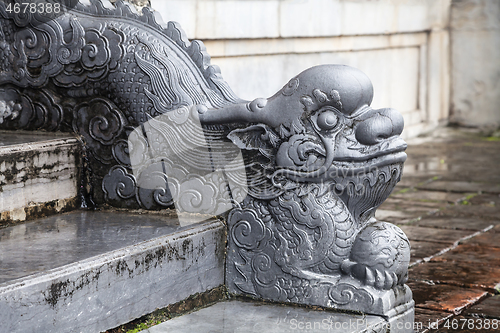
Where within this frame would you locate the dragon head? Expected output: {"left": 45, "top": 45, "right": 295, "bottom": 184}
{"left": 199, "top": 65, "right": 407, "bottom": 224}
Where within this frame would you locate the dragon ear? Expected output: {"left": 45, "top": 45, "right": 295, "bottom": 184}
{"left": 227, "top": 124, "right": 280, "bottom": 159}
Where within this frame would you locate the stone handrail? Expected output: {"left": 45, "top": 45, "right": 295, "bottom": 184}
{"left": 0, "top": 0, "right": 413, "bottom": 328}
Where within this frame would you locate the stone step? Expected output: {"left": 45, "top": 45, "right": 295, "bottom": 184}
{"left": 0, "top": 131, "right": 81, "bottom": 224}
{"left": 0, "top": 210, "right": 225, "bottom": 333}
{"left": 140, "top": 299, "right": 389, "bottom": 333}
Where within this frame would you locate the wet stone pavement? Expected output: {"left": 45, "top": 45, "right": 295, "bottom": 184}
{"left": 375, "top": 128, "right": 500, "bottom": 332}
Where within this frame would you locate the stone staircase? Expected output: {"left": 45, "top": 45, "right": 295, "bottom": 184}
{"left": 0, "top": 132, "right": 225, "bottom": 333}
{"left": 0, "top": 131, "right": 80, "bottom": 224}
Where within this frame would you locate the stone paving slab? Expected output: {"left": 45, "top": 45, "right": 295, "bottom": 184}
{"left": 416, "top": 181, "right": 500, "bottom": 194}
{"left": 469, "top": 193, "right": 500, "bottom": 205}
{"left": 438, "top": 173, "right": 500, "bottom": 185}
{"left": 413, "top": 308, "right": 453, "bottom": 333}
{"left": 411, "top": 217, "right": 498, "bottom": 231}
{"left": 141, "top": 300, "right": 390, "bottom": 333}
{"left": 409, "top": 261, "right": 500, "bottom": 292}
{"left": 397, "top": 175, "right": 442, "bottom": 188}
{"left": 429, "top": 244, "right": 500, "bottom": 266}
{"left": 435, "top": 204, "right": 500, "bottom": 221}
{"left": 461, "top": 225, "right": 500, "bottom": 248}
{"left": 375, "top": 197, "right": 446, "bottom": 225}
{"left": 409, "top": 240, "right": 451, "bottom": 264}
{"left": 462, "top": 294, "right": 500, "bottom": 319}
{"left": 401, "top": 133, "right": 500, "bottom": 186}
{"left": 375, "top": 208, "right": 431, "bottom": 224}
{"left": 407, "top": 281, "right": 488, "bottom": 314}
{"left": 379, "top": 198, "right": 446, "bottom": 214}
{"left": 390, "top": 189, "right": 466, "bottom": 204}
{"left": 375, "top": 190, "right": 474, "bottom": 226}
{"left": 400, "top": 226, "right": 477, "bottom": 244}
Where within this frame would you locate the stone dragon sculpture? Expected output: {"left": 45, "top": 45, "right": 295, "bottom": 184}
{"left": 0, "top": 0, "right": 413, "bottom": 323}
{"left": 209, "top": 67, "right": 413, "bottom": 318}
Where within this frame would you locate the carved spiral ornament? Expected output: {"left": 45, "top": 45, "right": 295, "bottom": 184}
{"left": 230, "top": 209, "right": 267, "bottom": 250}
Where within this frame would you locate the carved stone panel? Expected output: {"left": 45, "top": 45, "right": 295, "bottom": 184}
{"left": 0, "top": 0, "right": 242, "bottom": 210}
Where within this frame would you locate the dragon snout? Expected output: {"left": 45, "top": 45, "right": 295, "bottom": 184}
{"left": 355, "top": 108, "right": 404, "bottom": 146}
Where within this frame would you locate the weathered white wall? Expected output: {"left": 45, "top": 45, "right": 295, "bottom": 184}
{"left": 449, "top": 0, "right": 500, "bottom": 128}
{"left": 151, "top": 0, "right": 452, "bottom": 139}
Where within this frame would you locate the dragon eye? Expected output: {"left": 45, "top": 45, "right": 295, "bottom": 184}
{"left": 317, "top": 111, "right": 338, "bottom": 130}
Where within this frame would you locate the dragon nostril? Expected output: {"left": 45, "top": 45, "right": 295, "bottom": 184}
{"left": 386, "top": 108, "right": 404, "bottom": 137}
{"left": 355, "top": 112, "right": 398, "bottom": 146}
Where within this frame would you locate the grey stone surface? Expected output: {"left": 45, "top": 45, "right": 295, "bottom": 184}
{"left": 0, "top": 214, "right": 225, "bottom": 333}
{"left": 143, "top": 300, "right": 390, "bottom": 333}
{"left": 0, "top": 210, "right": 203, "bottom": 283}
{"left": 0, "top": 135, "right": 80, "bottom": 222}
{"left": 450, "top": 0, "right": 500, "bottom": 128}
{"left": 0, "top": 130, "right": 76, "bottom": 146}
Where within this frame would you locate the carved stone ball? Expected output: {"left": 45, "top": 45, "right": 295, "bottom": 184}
{"left": 345, "top": 222, "right": 410, "bottom": 289}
